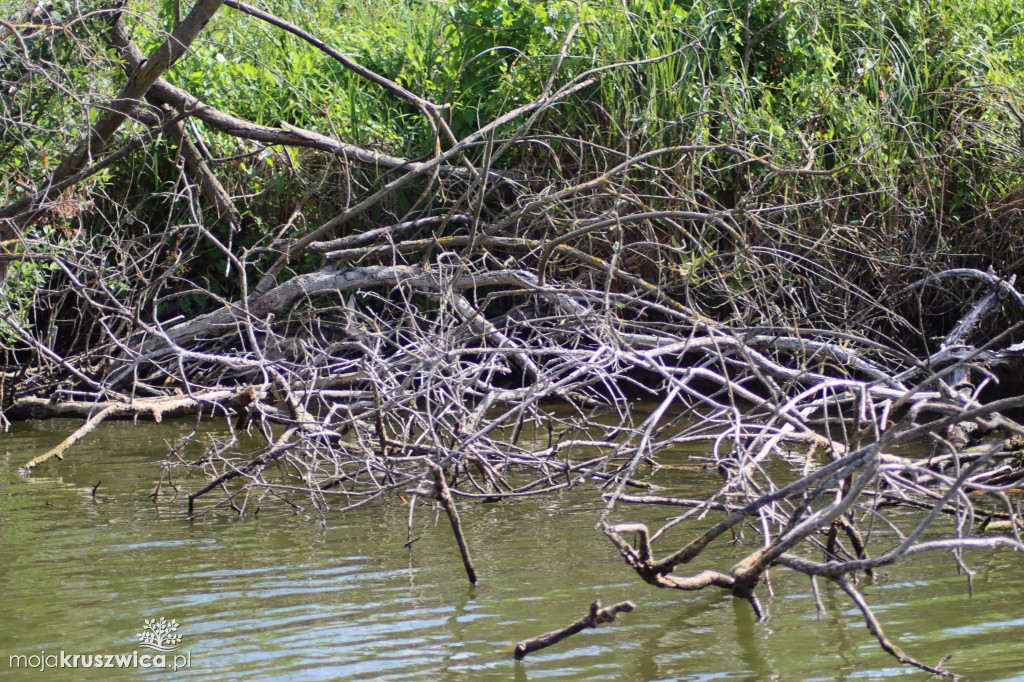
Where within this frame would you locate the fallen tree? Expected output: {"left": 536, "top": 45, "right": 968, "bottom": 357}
{"left": 2, "top": 2, "right": 1024, "bottom": 675}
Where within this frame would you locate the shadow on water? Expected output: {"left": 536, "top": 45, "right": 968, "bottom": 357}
{"left": 2, "top": 417, "right": 1023, "bottom": 680}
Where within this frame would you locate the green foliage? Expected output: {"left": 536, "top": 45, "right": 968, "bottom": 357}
{"left": 439, "top": 0, "right": 582, "bottom": 134}
{"left": 0, "top": 0, "right": 121, "bottom": 190}
{"left": 4, "top": 0, "right": 1024, "bottom": 331}
{"left": 149, "top": 0, "right": 1023, "bottom": 196}
{"left": 0, "top": 224, "right": 87, "bottom": 342}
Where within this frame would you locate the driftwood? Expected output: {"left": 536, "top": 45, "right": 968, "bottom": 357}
{"left": 15, "top": 387, "right": 258, "bottom": 474}
{"left": 8, "top": 388, "right": 256, "bottom": 421}
{"left": 18, "top": 404, "right": 125, "bottom": 475}
{"left": 408, "top": 461, "right": 478, "bottom": 585}
{"left": 934, "top": 269, "right": 1019, "bottom": 446}
{"left": 513, "top": 600, "right": 636, "bottom": 660}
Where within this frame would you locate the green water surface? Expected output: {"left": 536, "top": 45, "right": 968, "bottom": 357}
{"left": 1, "top": 418, "right": 1022, "bottom": 680}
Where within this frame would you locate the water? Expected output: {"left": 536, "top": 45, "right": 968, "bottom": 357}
{"left": 1, "top": 418, "right": 1023, "bottom": 680}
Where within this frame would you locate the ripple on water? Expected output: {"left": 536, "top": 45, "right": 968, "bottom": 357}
{"left": 4, "top": 419, "right": 1024, "bottom": 681}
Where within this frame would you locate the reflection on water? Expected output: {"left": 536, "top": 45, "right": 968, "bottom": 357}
{"left": 1, "top": 418, "right": 1023, "bottom": 680}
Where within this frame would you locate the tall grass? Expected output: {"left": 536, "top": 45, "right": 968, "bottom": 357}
{"left": 149, "top": 0, "right": 1024, "bottom": 298}
{"left": 5, "top": 0, "right": 1023, "bottom": 334}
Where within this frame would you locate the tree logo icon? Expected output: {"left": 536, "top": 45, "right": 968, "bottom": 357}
{"left": 136, "top": 617, "right": 183, "bottom": 651}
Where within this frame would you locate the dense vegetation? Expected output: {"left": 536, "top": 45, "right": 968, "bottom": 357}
{"left": 3, "top": 0, "right": 1024, "bottom": 676}
{"left": 4, "top": 0, "right": 1024, "bottom": 339}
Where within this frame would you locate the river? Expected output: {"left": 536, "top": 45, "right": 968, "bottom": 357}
{"left": 1, "top": 417, "right": 1023, "bottom": 680}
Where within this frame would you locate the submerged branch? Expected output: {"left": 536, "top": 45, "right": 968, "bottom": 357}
{"left": 513, "top": 600, "right": 636, "bottom": 660}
